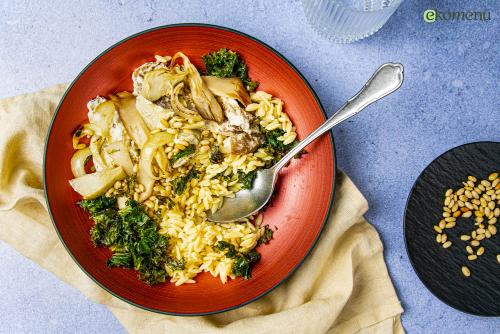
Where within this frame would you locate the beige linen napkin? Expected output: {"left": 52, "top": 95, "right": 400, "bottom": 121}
{"left": 0, "top": 85, "right": 404, "bottom": 334}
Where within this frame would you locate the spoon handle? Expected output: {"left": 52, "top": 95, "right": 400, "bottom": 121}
{"left": 273, "top": 62, "right": 404, "bottom": 172}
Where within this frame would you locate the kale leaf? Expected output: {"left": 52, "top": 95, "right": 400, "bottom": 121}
{"left": 171, "top": 169, "right": 200, "bottom": 195}
{"left": 202, "top": 48, "right": 259, "bottom": 91}
{"left": 209, "top": 146, "right": 224, "bottom": 164}
{"left": 232, "top": 250, "right": 261, "bottom": 279}
{"left": 80, "top": 197, "right": 170, "bottom": 285}
{"left": 238, "top": 170, "right": 257, "bottom": 190}
{"left": 79, "top": 196, "right": 117, "bottom": 215}
{"left": 166, "top": 257, "right": 186, "bottom": 271}
{"left": 170, "top": 144, "right": 196, "bottom": 165}
{"left": 258, "top": 225, "right": 274, "bottom": 245}
{"left": 261, "top": 128, "right": 305, "bottom": 167}
{"left": 216, "top": 241, "right": 261, "bottom": 280}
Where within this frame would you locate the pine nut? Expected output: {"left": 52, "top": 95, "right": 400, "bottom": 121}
{"left": 471, "top": 240, "right": 480, "bottom": 246}
{"left": 468, "top": 254, "right": 477, "bottom": 261}
{"left": 488, "top": 225, "right": 497, "bottom": 235}
{"left": 477, "top": 247, "right": 485, "bottom": 256}
{"left": 461, "top": 235, "right": 471, "bottom": 241}
{"left": 443, "top": 241, "right": 452, "bottom": 248}
{"left": 462, "top": 211, "right": 472, "bottom": 218}
{"left": 445, "top": 222, "right": 456, "bottom": 228}
{"left": 489, "top": 173, "right": 499, "bottom": 181}
{"left": 466, "top": 245, "right": 473, "bottom": 254}
{"left": 461, "top": 266, "right": 471, "bottom": 277}
{"left": 481, "top": 180, "right": 491, "bottom": 187}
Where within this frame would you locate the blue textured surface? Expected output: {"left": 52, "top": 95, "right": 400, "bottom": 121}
{"left": 0, "top": 0, "right": 499, "bottom": 333}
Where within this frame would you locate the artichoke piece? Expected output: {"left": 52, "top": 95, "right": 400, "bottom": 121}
{"left": 170, "top": 82, "right": 199, "bottom": 119}
{"left": 69, "top": 166, "right": 126, "bottom": 199}
{"left": 202, "top": 76, "right": 251, "bottom": 106}
{"left": 106, "top": 141, "right": 134, "bottom": 175}
{"left": 172, "top": 52, "right": 225, "bottom": 123}
{"left": 70, "top": 147, "right": 91, "bottom": 178}
{"left": 89, "top": 136, "right": 108, "bottom": 171}
{"left": 135, "top": 95, "right": 173, "bottom": 130}
{"left": 114, "top": 92, "right": 150, "bottom": 148}
{"left": 141, "top": 68, "right": 186, "bottom": 102}
{"left": 88, "top": 100, "right": 117, "bottom": 139}
{"left": 113, "top": 92, "right": 169, "bottom": 173}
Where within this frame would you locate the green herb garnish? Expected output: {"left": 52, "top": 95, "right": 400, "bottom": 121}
{"left": 125, "top": 174, "right": 136, "bottom": 194}
{"left": 209, "top": 146, "right": 224, "bottom": 164}
{"left": 170, "top": 144, "right": 196, "bottom": 165}
{"left": 258, "top": 225, "right": 274, "bottom": 245}
{"left": 166, "top": 257, "right": 186, "bottom": 271}
{"left": 171, "top": 169, "right": 200, "bottom": 195}
{"left": 80, "top": 197, "right": 169, "bottom": 285}
{"left": 216, "top": 241, "right": 261, "bottom": 279}
{"left": 78, "top": 196, "right": 117, "bottom": 215}
{"left": 202, "top": 48, "right": 259, "bottom": 91}
{"left": 261, "top": 128, "right": 305, "bottom": 166}
{"left": 74, "top": 126, "right": 83, "bottom": 137}
{"left": 238, "top": 170, "right": 257, "bottom": 190}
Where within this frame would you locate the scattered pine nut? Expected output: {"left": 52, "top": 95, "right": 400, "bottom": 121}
{"left": 436, "top": 173, "right": 499, "bottom": 277}
{"left": 462, "top": 211, "right": 472, "bottom": 218}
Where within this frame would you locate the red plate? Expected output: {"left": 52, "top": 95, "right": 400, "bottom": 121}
{"left": 44, "top": 24, "right": 336, "bottom": 315}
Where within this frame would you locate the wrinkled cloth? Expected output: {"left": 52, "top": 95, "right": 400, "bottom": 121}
{"left": 0, "top": 85, "right": 404, "bottom": 334}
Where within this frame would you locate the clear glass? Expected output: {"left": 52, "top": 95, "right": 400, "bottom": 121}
{"left": 302, "top": 0, "right": 403, "bottom": 43}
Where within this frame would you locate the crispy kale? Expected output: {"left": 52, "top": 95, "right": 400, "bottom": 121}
{"left": 238, "top": 170, "right": 257, "bottom": 190}
{"left": 216, "top": 241, "right": 261, "bottom": 280}
{"left": 170, "top": 144, "right": 196, "bottom": 165}
{"left": 157, "top": 195, "right": 175, "bottom": 209}
{"left": 261, "top": 128, "right": 305, "bottom": 167}
{"left": 78, "top": 196, "right": 117, "bottom": 215}
{"left": 202, "top": 48, "right": 259, "bottom": 91}
{"left": 166, "top": 257, "right": 186, "bottom": 271}
{"left": 171, "top": 169, "right": 200, "bottom": 195}
{"left": 80, "top": 197, "right": 169, "bottom": 285}
{"left": 209, "top": 146, "right": 224, "bottom": 164}
{"left": 258, "top": 225, "right": 274, "bottom": 245}
{"left": 232, "top": 250, "right": 261, "bottom": 279}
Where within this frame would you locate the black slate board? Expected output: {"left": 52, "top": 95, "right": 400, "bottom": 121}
{"left": 405, "top": 142, "right": 500, "bottom": 316}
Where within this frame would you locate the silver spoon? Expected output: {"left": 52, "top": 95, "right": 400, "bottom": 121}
{"left": 208, "top": 63, "right": 404, "bottom": 223}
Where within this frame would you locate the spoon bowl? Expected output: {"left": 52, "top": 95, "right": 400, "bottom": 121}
{"left": 208, "top": 168, "right": 277, "bottom": 222}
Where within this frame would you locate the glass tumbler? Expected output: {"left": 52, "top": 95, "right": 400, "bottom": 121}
{"left": 302, "top": 0, "right": 403, "bottom": 43}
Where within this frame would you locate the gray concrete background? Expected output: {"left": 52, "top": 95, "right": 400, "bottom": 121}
{"left": 0, "top": 0, "right": 499, "bottom": 333}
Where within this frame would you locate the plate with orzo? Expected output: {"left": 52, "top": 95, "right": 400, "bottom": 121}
{"left": 44, "top": 24, "right": 335, "bottom": 315}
